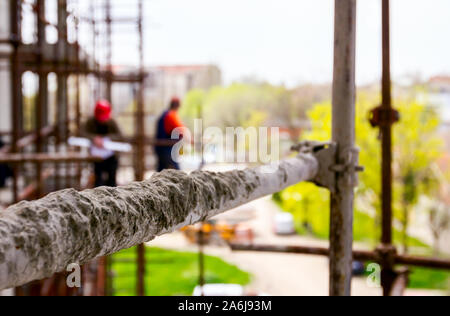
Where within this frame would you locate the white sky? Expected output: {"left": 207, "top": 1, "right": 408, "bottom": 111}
{"left": 134, "top": 0, "right": 450, "bottom": 87}
{"left": 74, "top": 0, "right": 450, "bottom": 87}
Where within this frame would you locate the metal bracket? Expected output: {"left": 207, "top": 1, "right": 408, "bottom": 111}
{"left": 332, "top": 146, "right": 365, "bottom": 189}
{"left": 375, "top": 244, "right": 398, "bottom": 268}
{"left": 369, "top": 105, "right": 400, "bottom": 128}
{"left": 292, "top": 141, "right": 364, "bottom": 193}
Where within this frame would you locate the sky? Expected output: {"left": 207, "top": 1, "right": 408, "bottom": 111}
{"left": 74, "top": 0, "right": 450, "bottom": 87}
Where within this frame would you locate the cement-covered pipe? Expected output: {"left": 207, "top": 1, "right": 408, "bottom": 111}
{"left": 0, "top": 153, "right": 318, "bottom": 290}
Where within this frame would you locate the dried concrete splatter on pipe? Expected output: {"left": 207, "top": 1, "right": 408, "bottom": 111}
{"left": 0, "top": 154, "right": 318, "bottom": 289}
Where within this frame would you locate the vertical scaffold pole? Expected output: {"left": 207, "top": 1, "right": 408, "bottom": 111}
{"left": 136, "top": 0, "right": 146, "bottom": 297}
{"left": 380, "top": 0, "right": 397, "bottom": 296}
{"left": 9, "top": 0, "right": 22, "bottom": 203}
{"left": 330, "top": 0, "right": 357, "bottom": 297}
{"left": 36, "top": 0, "right": 46, "bottom": 198}
{"left": 105, "top": 0, "right": 112, "bottom": 102}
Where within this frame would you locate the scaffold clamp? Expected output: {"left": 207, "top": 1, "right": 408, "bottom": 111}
{"left": 369, "top": 105, "right": 400, "bottom": 128}
{"left": 292, "top": 141, "right": 364, "bottom": 193}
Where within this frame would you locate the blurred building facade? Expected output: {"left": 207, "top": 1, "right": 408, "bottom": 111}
{"left": 111, "top": 64, "right": 222, "bottom": 112}
{"left": 146, "top": 64, "right": 222, "bottom": 108}
{"left": 0, "top": 0, "right": 12, "bottom": 134}
{"left": 429, "top": 75, "right": 450, "bottom": 127}
{"left": 112, "top": 64, "right": 222, "bottom": 138}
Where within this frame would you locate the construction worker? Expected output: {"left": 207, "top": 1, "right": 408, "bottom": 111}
{"left": 155, "top": 97, "right": 185, "bottom": 171}
{"left": 82, "top": 100, "right": 122, "bottom": 187}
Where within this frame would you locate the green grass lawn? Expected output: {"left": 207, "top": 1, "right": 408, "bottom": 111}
{"left": 408, "top": 267, "right": 450, "bottom": 290}
{"left": 111, "top": 247, "right": 251, "bottom": 296}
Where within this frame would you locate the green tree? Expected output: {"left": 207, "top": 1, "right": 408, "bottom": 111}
{"left": 278, "top": 93, "right": 443, "bottom": 248}
{"left": 392, "top": 100, "right": 442, "bottom": 253}
{"left": 181, "top": 83, "right": 327, "bottom": 132}
{"left": 179, "top": 89, "right": 205, "bottom": 128}
{"left": 280, "top": 183, "right": 330, "bottom": 237}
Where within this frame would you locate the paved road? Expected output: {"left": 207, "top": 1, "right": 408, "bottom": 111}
{"left": 151, "top": 197, "right": 384, "bottom": 296}
{"left": 151, "top": 196, "right": 447, "bottom": 296}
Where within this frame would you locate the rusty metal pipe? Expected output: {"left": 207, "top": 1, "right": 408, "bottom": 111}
{"left": 379, "top": 0, "right": 398, "bottom": 297}
{"left": 136, "top": 0, "right": 146, "bottom": 297}
{"left": 0, "top": 153, "right": 101, "bottom": 164}
{"left": 9, "top": 0, "right": 22, "bottom": 203}
{"left": 230, "top": 244, "right": 450, "bottom": 271}
{"left": 230, "top": 244, "right": 377, "bottom": 262}
{"left": 381, "top": 0, "right": 393, "bottom": 247}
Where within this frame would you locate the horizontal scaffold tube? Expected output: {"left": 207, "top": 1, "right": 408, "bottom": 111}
{"left": 0, "top": 154, "right": 318, "bottom": 290}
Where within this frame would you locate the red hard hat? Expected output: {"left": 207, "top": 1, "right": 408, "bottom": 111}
{"left": 95, "top": 100, "right": 112, "bottom": 123}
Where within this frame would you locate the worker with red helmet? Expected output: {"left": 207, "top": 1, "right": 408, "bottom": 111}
{"left": 155, "top": 97, "right": 185, "bottom": 171}
{"left": 82, "top": 100, "right": 122, "bottom": 187}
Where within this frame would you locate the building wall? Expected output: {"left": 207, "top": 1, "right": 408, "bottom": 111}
{"left": 0, "top": 1, "right": 10, "bottom": 39}
{"left": 429, "top": 77, "right": 450, "bottom": 126}
{"left": 0, "top": 0, "right": 12, "bottom": 134}
{"left": 0, "top": 62, "right": 12, "bottom": 134}
{"left": 146, "top": 65, "right": 222, "bottom": 113}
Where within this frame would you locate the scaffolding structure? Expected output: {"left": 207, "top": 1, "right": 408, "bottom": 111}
{"left": 231, "top": 0, "right": 450, "bottom": 296}
{"left": 0, "top": 0, "right": 449, "bottom": 298}
{"left": 0, "top": 0, "right": 147, "bottom": 296}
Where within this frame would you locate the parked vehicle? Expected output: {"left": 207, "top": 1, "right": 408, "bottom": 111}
{"left": 274, "top": 212, "right": 296, "bottom": 235}
{"left": 352, "top": 261, "right": 366, "bottom": 276}
{"left": 193, "top": 284, "right": 244, "bottom": 296}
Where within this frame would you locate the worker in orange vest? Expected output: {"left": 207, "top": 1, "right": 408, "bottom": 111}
{"left": 154, "top": 97, "right": 185, "bottom": 171}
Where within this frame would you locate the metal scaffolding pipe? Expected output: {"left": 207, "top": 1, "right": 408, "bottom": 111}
{"left": 381, "top": 0, "right": 393, "bottom": 247}
{"left": 230, "top": 244, "right": 450, "bottom": 271}
{"left": 136, "top": 0, "right": 146, "bottom": 297}
{"left": 0, "top": 154, "right": 318, "bottom": 290}
{"left": 0, "top": 153, "right": 101, "bottom": 164}
{"left": 56, "top": 0, "right": 69, "bottom": 143}
{"left": 35, "top": 0, "right": 46, "bottom": 199}
{"left": 379, "top": 0, "right": 399, "bottom": 297}
{"left": 330, "top": 0, "right": 357, "bottom": 296}
{"left": 230, "top": 244, "right": 377, "bottom": 262}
